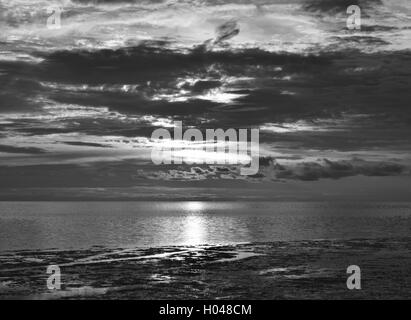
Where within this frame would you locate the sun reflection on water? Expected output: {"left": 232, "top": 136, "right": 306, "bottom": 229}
{"left": 183, "top": 202, "right": 206, "bottom": 245}
{"left": 183, "top": 215, "right": 206, "bottom": 245}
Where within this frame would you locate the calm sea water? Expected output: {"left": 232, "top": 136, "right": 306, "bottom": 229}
{"left": 0, "top": 202, "right": 410, "bottom": 251}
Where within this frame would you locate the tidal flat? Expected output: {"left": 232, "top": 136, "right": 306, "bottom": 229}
{"left": 1, "top": 237, "right": 410, "bottom": 299}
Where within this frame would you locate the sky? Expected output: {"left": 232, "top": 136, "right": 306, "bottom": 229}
{"left": 0, "top": 0, "right": 410, "bottom": 200}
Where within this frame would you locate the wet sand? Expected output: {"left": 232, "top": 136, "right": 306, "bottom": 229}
{"left": 1, "top": 237, "right": 410, "bottom": 299}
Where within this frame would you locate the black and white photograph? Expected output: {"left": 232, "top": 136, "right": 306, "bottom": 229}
{"left": 0, "top": 0, "right": 410, "bottom": 305}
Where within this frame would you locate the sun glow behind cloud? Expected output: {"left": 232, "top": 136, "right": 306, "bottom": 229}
{"left": 150, "top": 138, "right": 255, "bottom": 165}
{"left": 184, "top": 201, "right": 205, "bottom": 212}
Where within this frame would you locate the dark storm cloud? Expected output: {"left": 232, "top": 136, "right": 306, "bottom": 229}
{"left": 134, "top": 157, "right": 408, "bottom": 182}
{"left": 0, "top": 144, "right": 46, "bottom": 154}
{"left": 2, "top": 44, "right": 411, "bottom": 159}
{"left": 0, "top": 75, "right": 43, "bottom": 112}
{"left": 38, "top": 46, "right": 411, "bottom": 128}
{"left": 302, "top": 0, "right": 382, "bottom": 13}
{"left": 42, "top": 43, "right": 328, "bottom": 75}
{"left": 0, "top": 156, "right": 404, "bottom": 190}
{"left": 328, "top": 36, "right": 390, "bottom": 48}
{"left": 62, "top": 141, "right": 112, "bottom": 148}
{"left": 266, "top": 158, "right": 406, "bottom": 181}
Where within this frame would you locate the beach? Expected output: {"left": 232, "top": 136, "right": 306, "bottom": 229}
{"left": 0, "top": 201, "right": 410, "bottom": 299}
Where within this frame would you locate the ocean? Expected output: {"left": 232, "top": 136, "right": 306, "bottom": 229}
{"left": 0, "top": 201, "right": 410, "bottom": 251}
